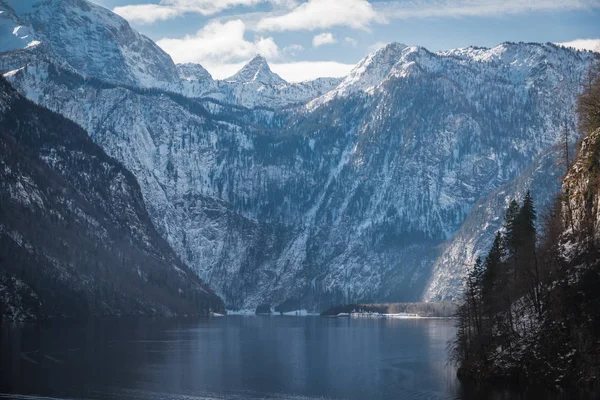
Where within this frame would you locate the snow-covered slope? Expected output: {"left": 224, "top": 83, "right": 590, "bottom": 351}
{"left": 178, "top": 63, "right": 213, "bottom": 82}
{"left": 1, "top": 0, "right": 597, "bottom": 309}
{"left": 0, "top": 6, "right": 38, "bottom": 52}
{"left": 2, "top": 0, "right": 179, "bottom": 87}
{"left": 0, "top": 76, "right": 223, "bottom": 319}
{"left": 423, "top": 147, "right": 566, "bottom": 300}
{"left": 310, "top": 43, "right": 411, "bottom": 106}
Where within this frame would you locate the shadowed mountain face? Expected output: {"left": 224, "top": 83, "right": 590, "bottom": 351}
{"left": 0, "top": 78, "right": 223, "bottom": 320}
{"left": 0, "top": 0, "right": 598, "bottom": 310}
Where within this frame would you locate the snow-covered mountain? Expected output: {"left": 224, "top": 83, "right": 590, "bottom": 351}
{"left": 205, "top": 55, "right": 342, "bottom": 108}
{"left": 309, "top": 42, "right": 411, "bottom": 107}
{"left": 0, "top": 0, "right": 597, "bottom": 310}
{"left": 1, "top": 0, "right": 179, "bottom": 87}
{"left": 0, "top": 76, "right": 223, "bottom": 320}
{"left": 226, "top": 55, "right": 286, "bottom": 85}
{"left": 0, "top": 0, "right": 339, "bottom": 108}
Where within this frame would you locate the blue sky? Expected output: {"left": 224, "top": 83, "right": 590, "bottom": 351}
{"left": 93, "top": 0, "right": 600, "bottom": 81}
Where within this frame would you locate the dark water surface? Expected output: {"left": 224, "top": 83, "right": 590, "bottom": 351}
{"left": 0, "top": 316, "right": 551, "bottom": 400}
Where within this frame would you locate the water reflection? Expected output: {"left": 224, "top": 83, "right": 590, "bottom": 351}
{"left": 0, "top": 317, "right": 463, "bottom": 400}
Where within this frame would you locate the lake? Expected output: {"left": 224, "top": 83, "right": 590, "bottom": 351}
{"left": 0, "top": 316, "right": 549, "bottom": 400}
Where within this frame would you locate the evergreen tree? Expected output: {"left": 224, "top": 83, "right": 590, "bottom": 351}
{"left": 503, "top": 199, "right": 520, "bottom": 280}
{"left": 481, "top": 231, "right": 505, "bottom": 315}
{"left": 518, "top": 190, "right": 537, "bottom": 247}
{"left": 466, "top": 257, "right": 484, "bottom": 336}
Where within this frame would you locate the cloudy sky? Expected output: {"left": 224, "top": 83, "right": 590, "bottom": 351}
{"left": 94, "top": 0, "right": 600, "bottom": 82}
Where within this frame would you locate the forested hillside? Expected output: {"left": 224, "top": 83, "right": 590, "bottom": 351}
{"left": 0, "top": 78, "right": 223, "bottom": 320}
{"left": 452, "top": 64, "right": 600, "bottom": 389}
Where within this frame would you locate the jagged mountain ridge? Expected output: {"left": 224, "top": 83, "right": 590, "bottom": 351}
{"left": 0, "top": 0, "right": 340, "bottom": 108}
{"left": 0, "top": 77, "right": 223, "bottom": 319}
{"left": 1, "top": 0, "right": 598, "bottom": 309}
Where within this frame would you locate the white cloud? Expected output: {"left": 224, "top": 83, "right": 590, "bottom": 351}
{"left": 157, "top": 20, "right": 279, "bottom": 65}
{"left": 272, "top": 61, "right": 354, "bottom": 81}
{"left": 114, "top": 0, "right": 293, "bottom": 24}
{"left": 313, "top": 32, "right": 337, "bottom": 47}
{"left": 556, "top": 38, "right": 600, "bottom": 53}
{"left": 376, "top": 0, "right": 600, "bottom": 19}
{"left": 113, "top": 4, "right": 180, "bottom": 24}
{"left": 344, "top": 37, "right": 358, "bottom": 47}
{"left": 283, "top": 44, "right": 305, "bottom": 56}
{"left": 257, "top": 0, "right": 381, "bottom": 31}
{"left": 205, "top": 62, "right": 248, "bottom": 79}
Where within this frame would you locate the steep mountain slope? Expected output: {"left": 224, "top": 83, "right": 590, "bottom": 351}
{"left": 0, "top": 77, "right": 223, "bottom": 320}
{"left": 6, "top": 42, "right": 595, "bottom": 310}
{"left": 2, "top": 0, "right": 179, "bottom": 87}
{"left": 2, "top": 62, "right": 320, "bottom": 308}
{"left": 302, "top": 43, "right": 596, "bottom": 301}
{"left": 0, "top": 3, "right": 38, "bottom": 52}
{"left": 424, "top": 147, "right": 565, "bottom": 300}
{"left": 309, "top": 42, "right": 410, "bottom": 106}
{"left": 0, "top": 0, "right": 597, "bottom": 309}
{"left": 563, "top": 128, "right": 600, "bottom": 240}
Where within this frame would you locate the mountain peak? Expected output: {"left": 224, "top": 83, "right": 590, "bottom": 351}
{"left": 374, "top": 42, "right": 410, "bottom": 55}
{"left": 226, "top": 55, "right": 286, "bottom": 85}
{"left": 249, "top": 54, "right": 267, "bottom": 63}
{"left": 308, "top": 42, "right": 415, "bottom": 107}
{"left": 177, "top": 63, "right": 213, "bottom": 82}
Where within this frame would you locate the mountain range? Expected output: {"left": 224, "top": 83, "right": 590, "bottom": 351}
{"left": 0, "top": 0, "right": 598, "bottom": 314}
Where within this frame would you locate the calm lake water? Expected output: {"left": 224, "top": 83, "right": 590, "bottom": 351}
{"left": 0, "top": 316, "right": 560, "bottom": 400}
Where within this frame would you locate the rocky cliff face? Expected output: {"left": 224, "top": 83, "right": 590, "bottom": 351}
{"left": 563, "top": 128, "right": 600, "bottom": 240}
{"left": 2, "top": 0, "right": 180, "bottom": 87}
{"left": 0, "top": 77, "right": 223, "bottom": 320}
{"left": 0, "top": 0, "right": 597, "bottom": 310}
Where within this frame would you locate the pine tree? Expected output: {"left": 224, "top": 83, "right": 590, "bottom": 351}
{"left": 481, "top": 232, "right": 505, "bottom": 317}
{"left": 519, "top": 190, "right": 537, "bottom": 245}
{"left": 518, "top": 190, "right": 541, "bottom": 315}
{"left": 466, "top": 257, "right": 484, "bottom": 336}
{"left": 503, "top": 199, "right": 520, "bottom": 280}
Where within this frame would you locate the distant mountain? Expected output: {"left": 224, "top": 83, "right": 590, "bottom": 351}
{"left": 0, "top": 77, "right": 223, "bottom": 320}
{"left": 226, "top": 55, "right": 286, "bottom": 86}
{"left": 0, "top": 0, "right": 339, "bottom": 108}
{"left": 177, "top": 63, "right": 213, "bottom": 82}
{"left": 0, "top": 0, "right": 597, "bottom": 310}
{"left": 213, "top": 56, "right": 342, "bottom": 108}
{"left": 310, "top": 42, "right": 411, "bottom": 106}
